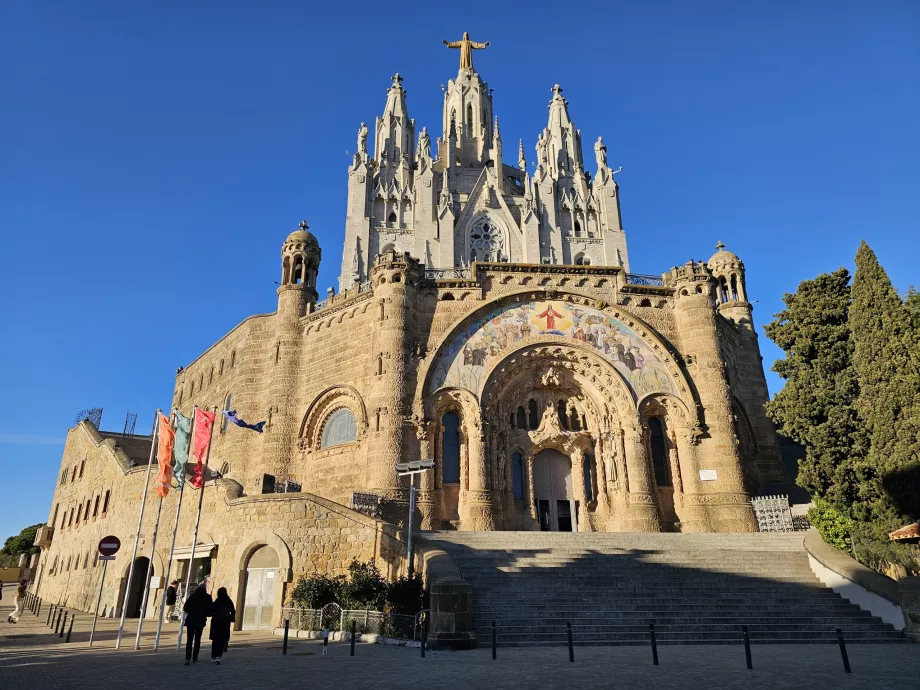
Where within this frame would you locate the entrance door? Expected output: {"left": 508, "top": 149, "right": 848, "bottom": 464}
{"left": 533, "top": 449, "right": 574, "bottom": 532}
{"left": 242, "top": 546, "right": 279, "bottom": 631}
{"left": 125, "top": 557, "right": 151, "bottom": 618}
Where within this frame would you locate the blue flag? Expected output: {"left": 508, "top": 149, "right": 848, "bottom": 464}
{"left": 222, "top": 410, "right": 265, "bottom": 433}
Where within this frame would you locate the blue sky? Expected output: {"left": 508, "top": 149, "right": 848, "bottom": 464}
{"left": 1, "top": 1, "right": 917, "bottom": 540}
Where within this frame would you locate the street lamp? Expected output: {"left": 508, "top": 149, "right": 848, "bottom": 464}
{"left": 396, "top": 459, "right": 435, "bottom": 578}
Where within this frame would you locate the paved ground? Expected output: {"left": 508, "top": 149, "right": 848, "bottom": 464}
{"left": 1, "top": 597, "right": 918, "bottom": 689}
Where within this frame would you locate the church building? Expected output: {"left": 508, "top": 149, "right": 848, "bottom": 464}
{"left": 33, "top": 36, "right": 785, "bottom": 625}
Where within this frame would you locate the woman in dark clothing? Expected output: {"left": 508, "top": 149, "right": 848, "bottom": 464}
{"left": 209, "top": 587, "right": 236, "bottom": 664}
{"left": 183, "top": 584, "right": 213, "bottom": 665}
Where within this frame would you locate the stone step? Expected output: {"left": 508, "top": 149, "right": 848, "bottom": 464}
{"left": 473, "top": 621, "right": 894, "bottom": 633}
{"left": 482, "top": 629, "right": 906, "bottom": 643}
{"left": 472, "top": 615, "right": 882, "bottom": 626}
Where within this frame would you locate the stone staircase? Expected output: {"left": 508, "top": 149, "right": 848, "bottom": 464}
{"left": 422, "top": 531, "right": 907, "bottom": 646}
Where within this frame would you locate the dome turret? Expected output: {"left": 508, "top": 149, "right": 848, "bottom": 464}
{"left": 278, "top": 220, "right": 321, "bottom": 317}
{"left": 707, "top": 241, "right": 746, "bottom": 304}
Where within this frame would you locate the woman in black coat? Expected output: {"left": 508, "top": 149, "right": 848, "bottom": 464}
{"left": 209, "top": 587, "right": 236, "bottom": 664}
{"left": 183, "top": 584, "right": 213, "bottom": 665}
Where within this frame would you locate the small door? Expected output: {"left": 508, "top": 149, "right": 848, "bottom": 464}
{"left": 538, "top": 500, "right": 551, "bottom": 531}
{"left": 242, "top": 568, "right": 275, "bottom": 630}
{"left": 556, "top": 500, "right": 573, "bottom": 532}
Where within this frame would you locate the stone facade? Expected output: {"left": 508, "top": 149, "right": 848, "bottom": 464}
{"left": 33, "top": 44, "right": 785, "bottom": 625}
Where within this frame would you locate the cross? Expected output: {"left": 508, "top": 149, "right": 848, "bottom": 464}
{"left": 392, "top": 73, "right": 404, "bottom": 87}
{"left": 299, "top": 220, "right": 310, "bottom": 231}
{"left": 715, "top": 240, "right": 725, "bottom": 251}
{"left": 552, "top": 84, "right": 563, "bottom": 97}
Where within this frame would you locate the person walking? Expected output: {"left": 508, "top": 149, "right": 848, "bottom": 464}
{"left": 182, "top": 584, "right": 212, "bottom": 665}
{"left": 165, "top": 580, "right": 179, "bottom": 621}
{"left": 209, "top": 587, "right": 236, "bottom": 664}
{"left": 7, "top": 580, "right": 27, "bottom": 624}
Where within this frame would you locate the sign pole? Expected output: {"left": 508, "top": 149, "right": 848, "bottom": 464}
{"left": 89, "top": 559, "right": 108, "bottom": 647}
{"left": 116, "top": 410, "right": 160, "bottom": 649}
{"left": 177, "top": 408, "right": 215, "bottom": 652}
{"left": 154, "top": 480, "right": 185, "bottom": 649}
{"left": 407, "top": 477, "right": 416, "bottom": 578}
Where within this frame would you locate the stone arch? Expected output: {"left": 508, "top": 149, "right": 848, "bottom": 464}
{"left": 300, "top": 386, "right": 368, "bottom": 451}
{"left": 232, "top": 532, "right": 293, "bottom": 632}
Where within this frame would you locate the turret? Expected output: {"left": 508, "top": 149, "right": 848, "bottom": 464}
{"left": 441, "top": 69, "right": 494, "bottom": 168}
{"left": 707, "top": 241, "right": 750, "bottom": 327}
{"left": 278, "top": 220, "right": 320, "bottom": 319}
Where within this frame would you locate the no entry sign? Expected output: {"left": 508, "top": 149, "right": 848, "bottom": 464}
{"left": 98, "top": 536, "right": 121, "bottom": 557}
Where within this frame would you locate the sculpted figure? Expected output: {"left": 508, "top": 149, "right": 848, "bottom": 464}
{"left": 418, "top": 127, "right": 430, "bottom": 158}
{"left": 594, "top": 136, "right": 607, "bottom": 169}
{"left": 442, "top": 32, "right": 490, "bottom": 72}
{"left": 357, "top": 122, "right": 368, "bottom": 156}
{"left": 536, "top": 131, "right": 548, "bottom": 164}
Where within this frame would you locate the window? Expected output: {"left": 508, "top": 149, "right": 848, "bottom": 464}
{"left": 84, "top": 499, "right": 91, "bottom": 521}
{"left": 221, "top": 393, "right": 233, "bottom": 432}
{"left": 93, "top": 495, "right": 100, "bottom": 518}
{"left": 52, "top": 503, "right": 59, "bottom": 528}
{"left": 209, "top": 367, "right": 214, "bottom": 384}
{"left": 75, "top": 504, "right": 82, "bottom": 524}
{"left": 512, "top": 452, "right": 524, "bottom": 500}
{"left": 583, "top": 454, "right": 594, "bottom": 501}
{"left": 231, "top": 350, "right": 236, "bottom": 368}
{"left": 79, "top": 459, "right": 85, "bottom": 478}
{"left": 102, "top": 490, "right": 110, "bottom": 516}
{"left": 71, "top": 466, "right": 77, "bottom": 482}
{"left": 60, "top": 470, "right": 67, "bottom": 486}
{"left": 320, "top": 408, "right": 357, "bottom": 449}
{"left": 387, "top": 212, "right": 397, "bottom": 224}
{"left": 516, "top": 407, "right": 526, "bottom": 429}
{"left": 442, "top": 412, "right": 461, "bottom": 484}
{"left": 528, "top": 399, "right": 539, "bottom": 430}
{"left": 649, "top": 418, "right": 672, "bottom": 487}
{"left": 83, "top": 552, "right": 89, "bottom": 569}
{"left": 557, "top": 400, "right": 569, "bottom": 430}
{"left": 574, "top": 220, "right": 582, "bottom": 236}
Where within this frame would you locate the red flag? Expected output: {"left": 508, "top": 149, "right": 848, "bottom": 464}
{"left": 154, "top": 412, "right": 175, "bottom": 498}
{"left": 190, "top": 409, "right": 216, "bottom": 489}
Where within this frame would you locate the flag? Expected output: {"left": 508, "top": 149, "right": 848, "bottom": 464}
{"left": 190, "top": 409, "right": 216, "bottom": 489}
{"left": 172, "top": 410, "right": 192, "bottom": 487}
{"left": 222, "top": 410, "right": 266, "bottom": 433}
{"left": 154, "top": 412, "right": 175, "bottom": 498}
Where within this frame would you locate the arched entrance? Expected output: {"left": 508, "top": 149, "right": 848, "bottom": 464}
{"left": 125, "top": 557, "right": 151, "bottom": 618}
{"left": 242, "top": 546, "right": 279, "bottom": 630}
{"left": 534, "top": 449, "right": 574, "bottom": 531}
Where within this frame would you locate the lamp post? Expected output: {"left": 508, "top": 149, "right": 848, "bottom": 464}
{"left": 396, "top": 459, "right": 435, "bottom": 578}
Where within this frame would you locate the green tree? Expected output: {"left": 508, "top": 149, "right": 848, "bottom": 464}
{"left": 848, "top": 242, "right": 920, "bottom": 531}
{"left": 1, "top": 523, "right": 44, "bottom": 558}
{"left": 764, "top": 268, "right": 865, "bottom": 508}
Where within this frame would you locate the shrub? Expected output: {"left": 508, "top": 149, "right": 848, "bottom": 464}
{"left": 290, "top": 573, "right": 345, "bottom": 609}
{"left": 341, "top": 560, "right": 388, "bottom": 610}
{"left": 386, "top": 572, "right": 427, "bottom": 615}
{"left": 807, "top": 499, "right": 853, "bottom": 555}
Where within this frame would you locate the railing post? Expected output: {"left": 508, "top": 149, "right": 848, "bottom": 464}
{"left": 649, "top": 623, "right": 659, "bottom": 665}
{"left": 59, "top": 611, "right": 68, "bottom": 638}
{"left": 742, "top": 625, "right": 752, "bottom": 669}
{"left": 282, "top": 619, "right": 289, "bottom": 655}
{"left": 350, "top": 620, "right": 356, "bottom": 656}
{"left": 836, "top": 628, "right": 851, "bottom": 674}
{"left": 491, "top": 621, "right": 497, "bottom": 660}
{"left": 567, "top": 622, "right": 574, "bottom": 662}
{"left": 66, "top": 617, "right": 75, "bottom": 643}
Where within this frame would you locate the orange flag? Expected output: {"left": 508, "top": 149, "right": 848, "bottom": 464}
{"left": 154, "top": 412, "right": 176, "bottom": 498}
{"left": 190, "top": 409, "right": 216, "bottom": 489}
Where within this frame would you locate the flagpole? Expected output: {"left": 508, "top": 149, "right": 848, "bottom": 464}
{"left": 115, "top": 409, "right": 160, "bottom": 649}
{"left": 154, "top": 408, "right": 195, "bottom": 650}
{"left": 134, "top": 492, "right": 164, "bottom": 649}
{"left": 177, "top": 407, "right": 215, "bottom": 652}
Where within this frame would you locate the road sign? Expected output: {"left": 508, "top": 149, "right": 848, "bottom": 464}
{"left": 98, "top": 536, "right": 121, "bottom": 557}
{"left": 98, "top": 555, "right": 116, "bottom": 561}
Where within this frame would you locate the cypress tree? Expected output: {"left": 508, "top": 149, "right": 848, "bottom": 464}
{"left": 848, "top": 242, "right": 920, "bottom": 531}
{"left": 764, "top": 269, "right": 864, "bottom": 508}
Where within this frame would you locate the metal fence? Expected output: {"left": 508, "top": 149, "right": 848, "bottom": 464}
{"left": 281, "top": 605, "right": 421, "bottom": 640}
{"left": 625, "top": 273, "right": 664, "bottom": 287}
{"left": 752, "top": 495, "right": 810, "bottom": 532}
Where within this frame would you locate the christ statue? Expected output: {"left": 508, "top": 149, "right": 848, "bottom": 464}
{"left": 442, "top": 33, "right": 490, "bottom": 72}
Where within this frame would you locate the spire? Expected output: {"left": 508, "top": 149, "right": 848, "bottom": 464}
{"left": 374, "top": 73, "right": 414, "bottom": 181}
{"left": 518, "top": 138, "right": 526, "bottom": 171}
{"left": 543, "top": 83, "right": 584, "bottom": 179}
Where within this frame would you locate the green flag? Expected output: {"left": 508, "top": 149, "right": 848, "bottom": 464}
{"left": 172, "top": 410, "right": 192, "bottom": 487}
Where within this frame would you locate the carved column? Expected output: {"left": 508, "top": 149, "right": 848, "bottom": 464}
{"left": 416, "top": 421, "right": 437, "bottom": 530}
{"left": 617, "top": 424, "right": 661, "bottom": 532}
{"left": 460, "top": 418, "right": 495, "bottom": 530}
{"left": 526, "top": 450, "right": 538, "bottom": 521}
{"left": 569, "top": 446, "right": 589, "bottom": 532}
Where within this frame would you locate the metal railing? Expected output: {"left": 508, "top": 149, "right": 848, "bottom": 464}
{"left": 425, "top": 268, "right": 472, "bottom": 280}
{"left": 752, "top": 494, "right": 810, "bottom": 532}
{"left": 281, "top": 605, "right": 421, "bottom": 640}
{"left": 625, "top": 273, "right": 664, "bottom": 287}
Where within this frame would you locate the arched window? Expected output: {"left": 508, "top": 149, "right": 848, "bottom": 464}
{"left": 557, "top": 400, "right": 569, "bottom": 430}
{"left": 221, "top": 393, "right": 233, "bottom": 432}
{"left": 516, "top": 406, "right": 526, "bottom": 429}
{"left": 649, "top": 418, "right": 671, "bottom": 487}
{"left": 293, "top": 256, "right": 304, "bottom": 284}
{"left": 512, "top": 451, "right": 524, "bottom": 500}
{"left": 528, "top": 399, "right": 539, "bottom": 430}
{"left": 583, "top": 453, "right": 594, "bottom": 501}
{"left": 387, "top": 212, "right": 397, "bottom": 224}
{"left": 509, "top": 412, "right": 515, "bottom": 429}
{"left": 466, "top": 103, "right": 473, "bottom": 127}
{"left": 320, "top": 408, "right": 357, "bottom": 449}
{"left": 570, "top": 409, "right": 581, "bottom": 431}
{"left": 574, "top": 220, "right": 582, "bottom": 237}
{"left": 730, "top": 274, "right": 739, "bottom": 301}
{"left": 442, "top": 412, "right": 461, "bottom": 484}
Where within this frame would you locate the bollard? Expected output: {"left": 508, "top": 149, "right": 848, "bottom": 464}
{"left": 491, "top": 621, "right": 497, "bottom": 660}
{"left": 47, "top": 604, "right": 55, "bottom": 627}
{"left": 420, "top": 620, "right": 427, "bottom": 658}
{"left": 567, "top": 622, "right": 574, "bottom": 663}
{"left": 282, "top": 619, "right": 289, "bottom": 655}
{"left": 836, "top": 628, "right": 851, "bottom": 674}
{"left": 36, "top": 598, "right": 41, "bottom": 618}
{"left": 66, "top": 617, "right": 75, "bottom": 643}
{"left": 54, "top": 609, "right": 63, "bottom": 634}
{"left": 742, "top": 625, "right": 752, "bottom": 670}
{"left": 322, "top": 630, "right": 329, "bottom": 655}
{"left": 649, "top": 623, "right": 659, "bottom": 665}
{"left": 59, "top": 611, "right": 68, "bottom": 638}
{"left": 350, "top": 620, "right": 356, "bottom": 656}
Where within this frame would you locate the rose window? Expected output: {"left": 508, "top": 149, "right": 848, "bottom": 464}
{"left": 469, "top": 219, "right": 504, "bottom": 262}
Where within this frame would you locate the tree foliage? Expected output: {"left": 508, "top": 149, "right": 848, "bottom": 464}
{"left": 290, "top": 559, "right": 428, "bottom": 614}
{"left": 848, "top": 242, "right": 920, "bottom": 532}
{"left": 764, "top": 269, "right": 864, "bottom": 507}
{"left": 1, "top": 524, "right": 43, "bottom": 558}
